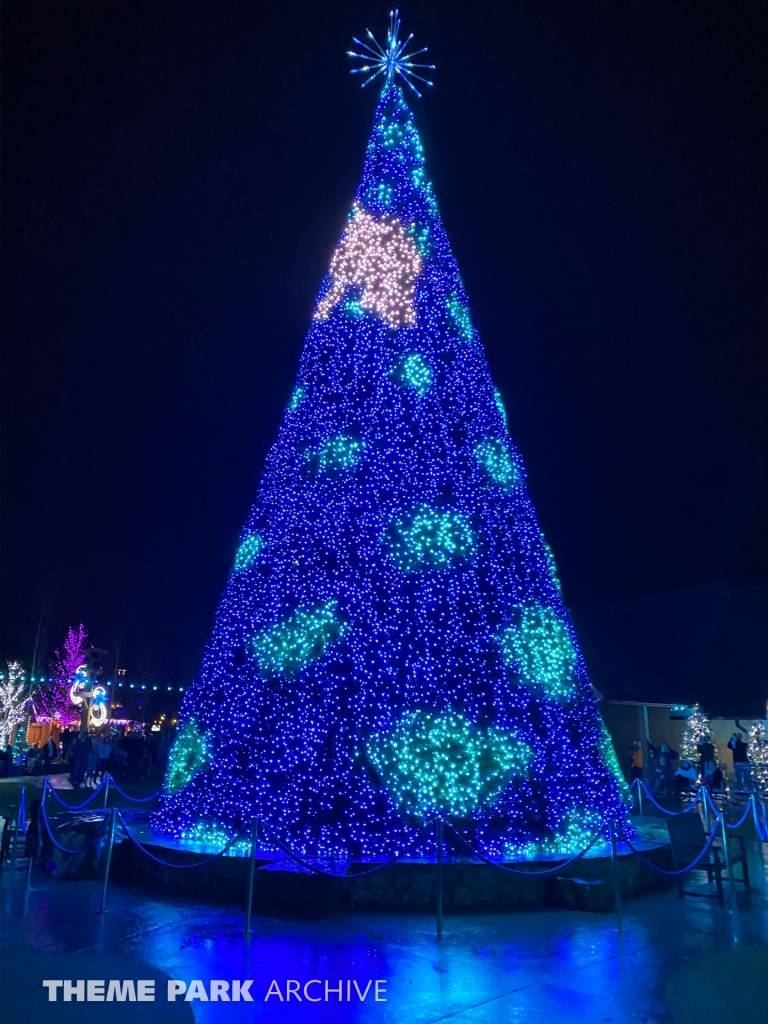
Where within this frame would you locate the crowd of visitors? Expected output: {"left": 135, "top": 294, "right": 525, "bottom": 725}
{"left": 728, "top": 732, "right": 751, "bottom": 790}
{"left": 626, "top": 726, "right": 756, "bottom": 801}
{"left": 0, "top": 726, "right": 172, "bottom": 786}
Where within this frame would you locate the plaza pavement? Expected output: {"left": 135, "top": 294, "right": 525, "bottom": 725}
{"left": 1, "top": 829, "right": 766, "bottom": 1024}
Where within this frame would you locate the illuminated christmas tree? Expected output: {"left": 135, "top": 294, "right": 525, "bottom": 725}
{"left": 157, "top": 13, "right": 628, "bottom": 858}
{"left": 33, "top": 624, "right": 89, "bottom": 725}
{"left": 0, "top": 662, "right": 27, "bottom": 748}
{"left": 748, "top": 722, "right": 768, "bottom": 792}
{"left": 681, "top": 703, "right": 715, "bottom": 766}
{"left": 599, "top": 716, "right": 630, "bottom": 802}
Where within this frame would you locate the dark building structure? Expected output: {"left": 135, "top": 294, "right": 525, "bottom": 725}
{"left": 572, "top": 582, "right": 767, "bottom": 775}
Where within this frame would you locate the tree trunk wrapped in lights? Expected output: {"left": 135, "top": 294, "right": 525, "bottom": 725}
{"left": 155, "top": 14, "right": 628, "bottom": 859}
{"left": 33, "top": 624, "right": 90, "bottom": 726}
{"left": 0, "top": 662, "right": 26, "bottom": 748}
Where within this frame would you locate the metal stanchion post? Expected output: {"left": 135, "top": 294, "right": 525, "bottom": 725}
{"left": 12, "top": 788, "right": 27, "bottom": 864}
{"left": 103, "top": 774, "right": 110, "bottom": 810}
{"left": 719, "top": 813, "right": 736, "bottom": 904}
{"left": 9, "top": 806, "right": 19, "bottom": 866}
{"left": 436, "top": 820, "right": 443, "bottom": 939}
{"left": 750, "top": 796, "right": 764, "bottom": 864}
{"left": 98, "top": 808, "right": 117, "bottom": 915}
{"left": 26, "top": 854, "right": 34, "bottom": 890}
{"left": 41, "top": 777, "right": 48, "bottom": 811}
{"left": 609, "top": 820, "right": 623, "bottom": 938}
{"left": 245, "top": 818, "right": 258, "bottom": 936}
{"left": 637, "top": 781, "right": 644, "bottom": 817}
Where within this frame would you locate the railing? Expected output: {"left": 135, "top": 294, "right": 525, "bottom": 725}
{"left": 8, "top": 775, "right": 766, "bottom": 941}
{"left": 628, "top": 778, "right": 768, "bottom": 839}
{"left": 41, "top": 774, "right": 162, "bottom": 812}
{"left": 628, "top": 777, "right": 704, "bottom": 816}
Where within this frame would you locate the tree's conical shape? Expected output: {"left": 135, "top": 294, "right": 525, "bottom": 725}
{"left": 157, "top": 84, "right": 626, "bottom": 858}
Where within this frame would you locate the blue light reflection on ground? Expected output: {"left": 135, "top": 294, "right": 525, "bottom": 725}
{"left": 2, "top": 841, "right": 767, "bottom": 1024}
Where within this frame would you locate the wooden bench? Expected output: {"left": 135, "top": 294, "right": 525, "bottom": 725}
{"left": 666, "top": 814, "right": 750, "bottom": 904}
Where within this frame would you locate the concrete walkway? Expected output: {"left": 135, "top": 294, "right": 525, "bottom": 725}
{"left": 1, "top": 838, "right": 766, "bottom": 1024}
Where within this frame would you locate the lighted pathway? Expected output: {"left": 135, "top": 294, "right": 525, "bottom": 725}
{"left": 2, "top": 841, "right": 767, "bottom": 1024}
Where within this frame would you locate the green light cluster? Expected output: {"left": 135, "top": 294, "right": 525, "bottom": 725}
{"left": 447, "top": 292, "right": 474, "bottom": 343}
{"left": 345, "top": 297, "right": 365, "bottom": 318}
{"left": 494, "top": 388, "right": 508, "bottom": 430}
{"left": 179, "top": 821, "right": 250, "bottom": 855}
{"left": 387, "top": 505, "right": 475, "bottom": 573}
{"left": 252, "top": 600, "right": 347, "bottom": 676}
{"left": 233, "top": 533, "right": 263, "bottom": 573}
{"left": 366, "top": 710, "right": 533, "bottom": 819}
{"left": 166, "top": 719, "right": 210, "bottom": 795}
{"left": 422, "top": 179, "right": 439, "bottom": 217}
{"left": 381, "top": 121, "right": 404, "bottom": 150}
{"left": 315, "top": 434, "right": 364, "bottom": 475}
{"left": 498, "top": 603, "right": 577, "bottom": 702}
{"left": 542, "top": 539, "right": 562, "bottom": 593}
{"left": 375, "top": 182, "right": 394, "bottom": 208}
{"left": 376, "top": 112, "right": 423, "bottom": 164}
{"left": 507, "top": 807, "right": 604, "bottom": 859}
{"left": 475, "top": 438, "right": 521, "bottom": 491}
{"left": 288, "top": 385, "right": 306, "bottom": 412}
{"left": 394, "top": 353, "right": 432, "bottom": 395}
{"left": 408, "top": 222, "right": 431, "bottom": 257}
{"left": 599, "top": 718, "right": 630, "bottom": 801}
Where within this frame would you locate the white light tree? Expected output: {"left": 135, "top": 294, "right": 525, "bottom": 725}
{"left": 748, "top": 722, "right": 768, "bottom": 792}
{"left": 681, "top": 704, "right": 716, "bottom": 765}
{"left": 0, "top": 662, "right": 27, "bottom": 748}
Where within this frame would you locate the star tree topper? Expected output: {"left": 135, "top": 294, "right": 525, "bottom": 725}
{"left": 348, "top": 9, "right": 435, "bottom": 97}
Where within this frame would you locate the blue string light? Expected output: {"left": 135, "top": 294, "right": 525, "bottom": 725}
{"left": 347, "top": 9, "right": 435, "bottom": 97}
{"left": 155, "top": 32, "right": 627, "bottom": 858}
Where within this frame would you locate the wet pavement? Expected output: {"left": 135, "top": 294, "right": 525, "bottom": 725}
{"left": 1, "top": 837, "right": 767, "bottom": 1024}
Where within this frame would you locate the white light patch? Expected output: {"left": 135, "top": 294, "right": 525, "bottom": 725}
{"left": 314, "top": 203, "right": 422, "bottom": 329}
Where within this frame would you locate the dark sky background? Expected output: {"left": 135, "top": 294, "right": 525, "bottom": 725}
{"left": 2, "top": 0, "right": 767, "bottom": 683}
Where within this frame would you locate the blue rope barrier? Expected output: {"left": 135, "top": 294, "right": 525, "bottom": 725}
{"left": 755, "top": 808, "right": 766, "bottom": 842}
{"left": 443, "top": 819, "right": 610, "bottom": 877}
{"left": 701, "top": 786, "right": 746, "bottom": 825}
{"left": 637, "top": 782, "right": 703, "bottom": 816}
{"left": 117, "top": 812, "right": 245, "bottom": 870}
{"left": 722, "top": 801, "right": 755, "bottom": 831}
{"left": 258, "top": 819, "right": 436, "bottom": 879}
{"left": 618, "top": 818, "right": 720, "bottom": 878}
{"left": 703, "top": 788, "right": 768, "bottom": 840}
{"left": 18, "top": 787, "right": 27, "bottom": 834}
{"left": 39, "top": 802, "right": 109, "bottom": 857}
{"left": 107, "top": 777, "right": 162, "bottom": 803}
{"left": 44, "top": 776, "right": 108, "bottom": 811}
{"left": 746, "top": 797, "right": 767, "bottom": 842}
{"left": 702, "top": 787, "right": 730, "bottom": 822}
{"left": 339, "top": 821, "right": 440, "bottom": 878}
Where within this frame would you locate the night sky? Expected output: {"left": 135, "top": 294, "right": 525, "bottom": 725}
{"left": 2, "top": 1, "right": 767, "bottom": 683}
